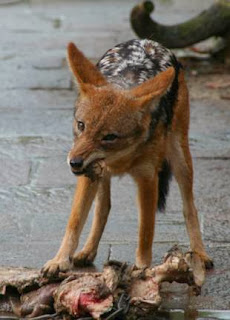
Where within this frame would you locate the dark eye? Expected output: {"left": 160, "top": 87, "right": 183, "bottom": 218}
{"left": 102, "top": 134, "right": 118, "bottom": 142}
{"left": 77, "top": 121, "right": 85, "bottom": 132}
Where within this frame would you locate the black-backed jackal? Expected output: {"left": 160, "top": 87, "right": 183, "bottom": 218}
{"left": 42, "top": 39, "right": 213, "bottom": 276}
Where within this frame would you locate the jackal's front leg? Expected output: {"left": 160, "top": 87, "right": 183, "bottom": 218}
{"left": 135, "top": 173, "right": 159, "bottom": 268}
{"left": 42, "top": 176, "right": 99, "bottom": 276}
{"left": 74, "top": 172, "right": 111, "bottom": 266}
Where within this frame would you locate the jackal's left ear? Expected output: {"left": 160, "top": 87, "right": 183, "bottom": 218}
{"left": 67, "top": 42, "right": 107, "bottom": 88}
{"left": 130, "top": 67, "right": 175, "bottom": 110}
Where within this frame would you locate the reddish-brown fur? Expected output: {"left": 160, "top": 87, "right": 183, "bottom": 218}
{"left": 42, "top": 43, "right": 212, "bottom": 276}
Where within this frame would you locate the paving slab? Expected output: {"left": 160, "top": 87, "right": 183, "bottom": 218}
{"left": 33, "top": 158, "right": 76, "bottom": 187}
{"left": 0, "top": 136, "right": 72, "bottom": 159}
{"left": 167, "top": 159, "right": 230, "bottom": 215}
{"left": 0, "top": 108, "right": 72, "bottom": 136}
{"left": 203, "top": 211, "right": 230, "bottom": 243}
{"left": 189, "top": 100, "right": 230, "bottom": 158}
{"left": 0, "top": 64, "right": 71, "bottom": 90}
{"left": 0, "top": 89, "right": 76, "bottom": 109}
{"left": 0, "top": 158, "right": 31, "bottom": 186}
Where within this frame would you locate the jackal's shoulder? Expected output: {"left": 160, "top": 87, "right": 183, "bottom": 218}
{"left": 97, "top": 39, "right": 178, "bottom": 89}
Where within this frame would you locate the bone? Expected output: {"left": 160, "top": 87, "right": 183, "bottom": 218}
{"left": 85, "top": 160, "right": 105, "bottom": 181}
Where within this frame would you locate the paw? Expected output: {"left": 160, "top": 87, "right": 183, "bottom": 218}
{"left": 41, "top": 257, "right": 72, "bottom": 277}
{"left": 196, "top": 252, "right": 214, "bottom": 270}
{"left": 204, "top": 257, "right": 214, "bottom": 270}
{"left": 73, "top": 249, "right": 96, "bottom": 267}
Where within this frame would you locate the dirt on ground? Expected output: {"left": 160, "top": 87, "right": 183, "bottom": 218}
{"left": 183, "top": 60, "right": 230, "bottom": 100}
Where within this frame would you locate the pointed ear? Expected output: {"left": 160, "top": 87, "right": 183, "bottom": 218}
{"left": 67, "top": 42, "right": 107, "bottom": 87}
{"left": 130, "top": 67, "right": 175, "bottom": 109}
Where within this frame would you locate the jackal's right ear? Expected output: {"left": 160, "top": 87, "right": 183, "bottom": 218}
{"left": 130, "top": 67, "right": 175, "bottom": 110}
{"left": 67, "top": 42, "right": 107, "bottom": 88}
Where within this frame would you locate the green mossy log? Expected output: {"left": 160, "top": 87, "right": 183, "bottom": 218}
{"left": 130, "top": 0, "right": 230, "bottom": 49}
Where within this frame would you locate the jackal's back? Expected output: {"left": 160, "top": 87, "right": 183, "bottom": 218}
{"left": 97, "top": 39, "right": 179, "bottom": 89}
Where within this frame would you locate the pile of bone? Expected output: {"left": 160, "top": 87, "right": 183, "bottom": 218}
{"left": 0, "top": 246, "right": 205, "bottom": 319}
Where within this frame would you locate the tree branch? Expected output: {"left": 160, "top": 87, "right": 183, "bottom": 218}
{"left": 130, "top": 0, "right": 230, "bottom": 49}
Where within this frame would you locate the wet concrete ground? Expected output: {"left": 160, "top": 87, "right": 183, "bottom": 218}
{"left": 0, "top": 0, "right": 230, "bottom": 316}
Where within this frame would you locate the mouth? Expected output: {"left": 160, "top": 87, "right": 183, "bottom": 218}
{"left": 71, "top": 168, "right": 86, "bottom": 176}
{"left": 71, "top": 159, "right": 105, "bottom": 180}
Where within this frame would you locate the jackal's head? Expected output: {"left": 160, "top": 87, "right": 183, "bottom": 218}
{"left": 67, "top": 43, "right": 175, "bottom": 177}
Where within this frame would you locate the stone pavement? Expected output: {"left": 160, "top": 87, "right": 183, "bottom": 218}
{"left": 0, "top": 0, "right": 229, "bottom": 314}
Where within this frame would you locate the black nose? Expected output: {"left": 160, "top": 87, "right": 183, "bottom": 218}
{"left": 69, "top": 157, "right": 84, "bottom": 169}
